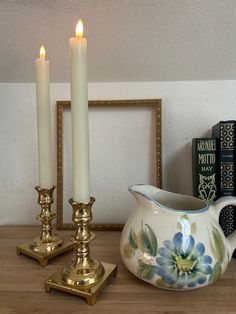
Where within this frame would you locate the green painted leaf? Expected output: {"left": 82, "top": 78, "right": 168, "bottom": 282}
{"left": 123, "top": 243, "right": 135, "bottom": 259}
{"left": 156, "top": 278, "right": 167, "bottom": 288}
{"left": 140, "top": 224, "right": 158, "bottom": 256}
{"left": 137, "top": 261, "right": 155, "bottom": 280}
{"left": 129, "top": 228, "right": 138, "bottom": 249}
{"left": 180, "top": 214, "right": 189, "bottom": 221}
{"left": 191, "top": 222, "right": 197, "bottom": 234}
{"left": 209, "top": 261, "right": 222, "bottom": 284}
{"left": 137, "top": 221, "right": 145, "bottom": 252}
{"left": 211, "top": 224, "right": 225, "bottom": 262}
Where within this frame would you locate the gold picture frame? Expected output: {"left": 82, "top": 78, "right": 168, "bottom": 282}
{"left": 56, "top": 99, "right": 162, "bottom": 231}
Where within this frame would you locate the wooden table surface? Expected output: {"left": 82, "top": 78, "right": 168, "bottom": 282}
{"left": 1, "top": 226, "right": 236, "bottom": 314}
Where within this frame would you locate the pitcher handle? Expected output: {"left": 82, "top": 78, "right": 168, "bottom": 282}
{"left": 213, "top": 196, "right": 236, "bottom": 258}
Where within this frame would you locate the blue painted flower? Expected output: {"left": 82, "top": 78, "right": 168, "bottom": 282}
{"left": 155, "top": 232, "right": 213, "bottom": 288}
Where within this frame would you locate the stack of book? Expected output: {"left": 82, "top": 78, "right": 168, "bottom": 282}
{"left": 192, "top": 121, "right": 235, "bottom": 239}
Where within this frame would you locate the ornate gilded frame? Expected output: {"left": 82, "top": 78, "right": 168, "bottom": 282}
{"left": 56, "top": 99, "right": 162, "bottom": 230}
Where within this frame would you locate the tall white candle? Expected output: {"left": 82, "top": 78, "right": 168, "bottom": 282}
{"left": 35, "top": 46, "right": 53, "bottom": 188}
{"left": 69, "top": 20, "right": 90, "bottom": 203}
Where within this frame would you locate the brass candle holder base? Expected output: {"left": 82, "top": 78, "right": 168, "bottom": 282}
{"left": 45, "top": 197, "right": 117, "bottom": 305}
{"left": 45, "top": 262, "right": 117, "bottom": 305}
{"left": 16, "top": 186, "right": 73, "bottom": 266}
{"left": 16, "top": 239, "right": 74, "bottom": 267}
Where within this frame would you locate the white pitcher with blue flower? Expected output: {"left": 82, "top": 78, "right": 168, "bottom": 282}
{"left": 120, "top": 184, "right": 236, "bottom": 290}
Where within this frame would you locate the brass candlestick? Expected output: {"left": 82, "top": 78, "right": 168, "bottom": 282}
{"left": 16, "top": 186, "right": 74, "bottom": 266}
{"left": 45, "top": 197, "right": 117, "bottom": 305}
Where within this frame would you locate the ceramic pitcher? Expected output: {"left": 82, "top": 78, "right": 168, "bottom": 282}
{"left": 120, "top": 184, "right": 236, "bottom": 291}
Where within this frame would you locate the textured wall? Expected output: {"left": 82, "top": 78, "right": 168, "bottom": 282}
{"left": 1, "top": 0, "right": 236, "bottom": 82}
{"left": 1, "top": 81, "right": 236, "bottom": 225}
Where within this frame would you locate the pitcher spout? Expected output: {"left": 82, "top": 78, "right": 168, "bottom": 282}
{"left": 128, "top": 184, "right": 154, "bottom": 210}
{"left": 128, "top": 184, "right": 165, "bottom": 212}
{"left": 129, "top": 184, "right": 160, "bottom": 202}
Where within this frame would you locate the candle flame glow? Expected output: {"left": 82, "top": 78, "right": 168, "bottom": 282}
{"left": 76, "top": 19, "right": 83, "bottom": 38}
{"left": 39, "top": 46, "right": 45, "bottom": 59}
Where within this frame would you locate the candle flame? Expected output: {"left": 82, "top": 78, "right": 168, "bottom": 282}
{"left": 76, "top": 19, "right": 83, "bottom": 38}
{"left": 39, "top": 45, "right": 45, "bottom": 59}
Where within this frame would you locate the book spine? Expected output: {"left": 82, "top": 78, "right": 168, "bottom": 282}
{"left": 212, "top": 121, "right": 235, "bottom": 237}
{"left": 192, "top": 138, "right": 217, "bottom": 204}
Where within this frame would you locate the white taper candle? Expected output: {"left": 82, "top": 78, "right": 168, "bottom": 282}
{"left": 69, "top": 20, "right": 90, "bottom": 203}
{"left": 35, "top": 46, "right": 53, "bottom": 188}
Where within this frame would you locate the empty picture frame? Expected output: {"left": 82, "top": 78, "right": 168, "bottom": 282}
{"left": 56, "top": 99, "right": 162, "bottom": 230}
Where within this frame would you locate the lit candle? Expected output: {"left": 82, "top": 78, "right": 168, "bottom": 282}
{"left": 35, "top": 46, "right": 53, "bottom": 188}
{"left": 69, "top": 19, "right": 90, "bottom": 203}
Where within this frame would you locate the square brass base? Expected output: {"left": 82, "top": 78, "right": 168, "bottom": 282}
{"left": 45, "top": 262, "right": 118, "bottom": 305}
{"left": 16, "top": 239, "right": 74, "bottom": 267}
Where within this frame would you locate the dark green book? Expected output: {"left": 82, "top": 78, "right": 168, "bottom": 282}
{"left": 192, "top": 138, "right": 217, "bottom": 204}
{"left": 212, "top": 121, "right": 236, "bottom": 237}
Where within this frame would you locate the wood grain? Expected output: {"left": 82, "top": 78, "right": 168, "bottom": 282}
{"left": 0, "top": 226, "right": 236, "bottom": 314}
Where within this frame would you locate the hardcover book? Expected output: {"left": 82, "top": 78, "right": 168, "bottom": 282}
{"left": 212, "top": 120, "right": 236, "bottom": 237}
{"left": 192, "top": 138, "right": 217, "bottom": 205}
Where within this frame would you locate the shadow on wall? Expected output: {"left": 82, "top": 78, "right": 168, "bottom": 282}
{"left": 165, "top": 130, "right": 211, "bottom": 196}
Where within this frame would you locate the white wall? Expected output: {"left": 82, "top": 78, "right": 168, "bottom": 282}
{"left": 2, "top": 1, "right": 236, "bottom": 82}
{"left": 1, "top": 81, "right": 236, "bottom": 225}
